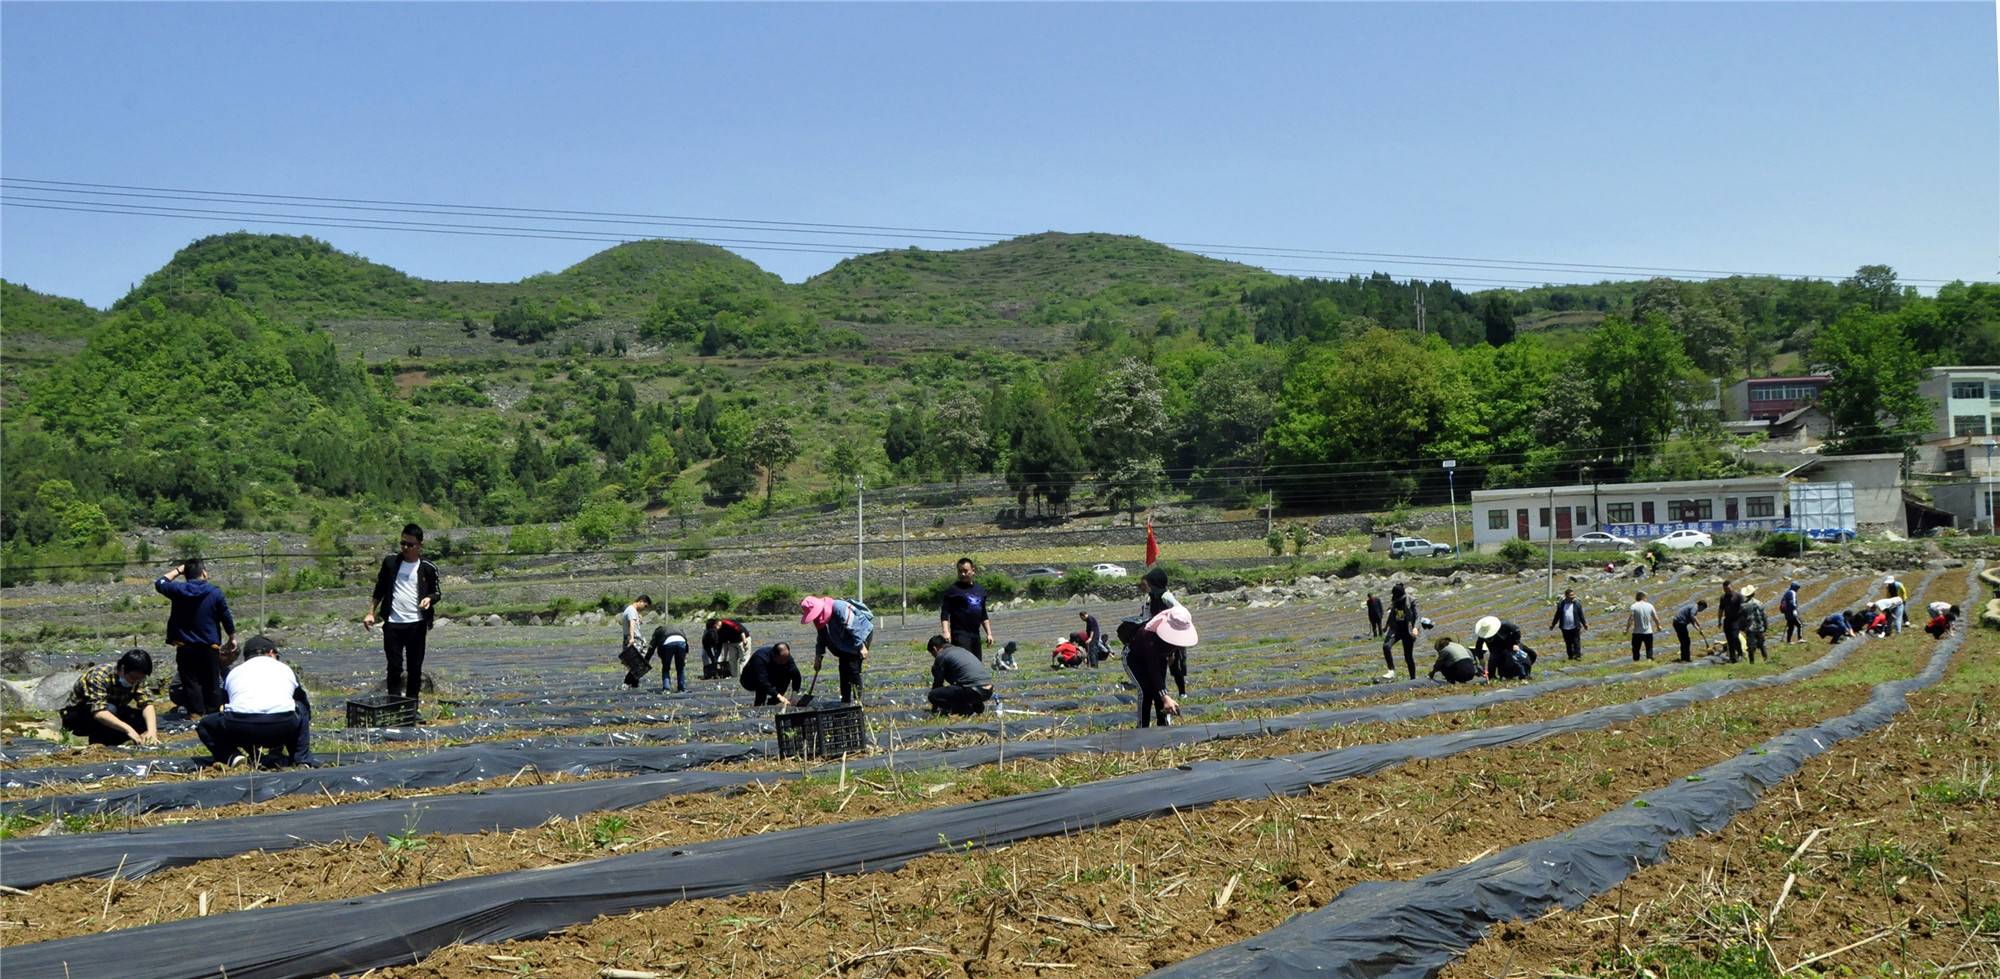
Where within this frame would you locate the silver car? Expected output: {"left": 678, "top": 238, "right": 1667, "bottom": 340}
{"left": 1571, "top": 531, "right": 1638, "bottom": 551}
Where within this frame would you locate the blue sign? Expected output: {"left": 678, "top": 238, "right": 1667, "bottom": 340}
{"left": 1607, "top": 519, "right": 1782, "bottom": 539}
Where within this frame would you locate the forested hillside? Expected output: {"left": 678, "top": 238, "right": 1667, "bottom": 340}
{"left": 4, "top": 230, "right": 1997, "bottom": 582}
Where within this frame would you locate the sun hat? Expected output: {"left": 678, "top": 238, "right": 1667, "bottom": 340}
{"left": 1883, "top": 575, "right": 1897, "bottom": 584}
{"left": 1144, "top": 605, "right": 1199, "bottom": 646}
{"left": 1739, "top": 584, "right": 1758, "bottom": 598}
{"left": 799, "top": 596, "right": 834, "bottom": 626}
{"left": 1473, "top": 615, "right": 1501, "bottom": 639}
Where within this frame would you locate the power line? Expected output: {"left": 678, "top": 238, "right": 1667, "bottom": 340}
{"left": 0, "top": 199, "right": 1596, "bottom": 290}
{"left": 6, "top": 176, "right": 1975, "bottom": 286}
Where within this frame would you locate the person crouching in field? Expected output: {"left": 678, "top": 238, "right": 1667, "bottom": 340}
{"left": 59, "top": 649, "right": 161, "bottom": 747}
{"left": 802, "top": 595, "right": 874, "bottom": 704}
{"left": 1925, "top": 603, "right": 1960, "bottom": 639}
{"left": 927, "top": 635, "right": 995, "bottom": 715}
{"left": 197, "top": 636, "right": 315, "bottom": 769}
{"left": 1429, "top": 637, "right": 1480, "bottom": 684}
{"left": 1474, "top": 616, "right": 1536, "bottom": 680}
{"left": 740, "top": 642, "right": 801, "bottom": 706}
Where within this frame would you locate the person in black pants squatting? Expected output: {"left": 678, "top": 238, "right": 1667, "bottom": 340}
{"left": 364, "top": 523, "right": 441, "bottom": 713}
{"left": 1549, "top": 588, "right": 1587, "bottom": 661}
{"left": 154, "top": 559, "right": 237, "bottom": 721}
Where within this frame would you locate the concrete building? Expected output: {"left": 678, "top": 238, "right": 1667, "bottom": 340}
{"left": 1724, "top": 375, "right": 1833, "bottom": 422}
{"left": 1914, "top": 367, "right": 2000, "bottom": 476}
{"left": 1467, "top": 454, "right": 1907, "bottom": 551}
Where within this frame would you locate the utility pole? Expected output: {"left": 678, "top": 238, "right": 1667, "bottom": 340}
{"left": 1264, "top": 502, "right": 1273, "bottom": 539}
{"left": 1546, "top": 485, "right": 1557, "bottom": 600}
{"left": 855, "top": 476, "right": 864, "bottom": 601}
{"left": 899, "top": 513, "right": 907, "bottom": 625}
{"left": 257, "top": 542, "right": 269, "bottom": 629}
{"left": 1414, "top": 284, "right": 1427, "bottom": 336}
{"left": 1442, "top": 460, "right": 1459, "bottom": 555}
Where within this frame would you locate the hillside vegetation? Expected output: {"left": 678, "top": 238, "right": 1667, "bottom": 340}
{"left": 4, "top": 230, "right": 1997, "bottom": 584}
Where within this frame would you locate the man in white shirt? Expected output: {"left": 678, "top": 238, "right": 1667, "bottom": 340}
{"left": 1627, "top": 591, "right": 1660, "bottom": 661}
{"left": 363, "top": 523, "right": 440, "bottom": 709}
{"left": 618, "top": 594, "right": 652, "bottom": 688}
{"left": 195, "top": 635, "right": 316, "bottom": 768}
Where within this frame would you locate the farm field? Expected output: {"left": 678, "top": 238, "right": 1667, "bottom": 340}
{"left": 0, "top": 559, "right": 1990, "bottom": 979}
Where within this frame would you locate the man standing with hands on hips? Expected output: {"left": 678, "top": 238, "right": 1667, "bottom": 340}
{"left": 939, "top": 557, "right": 996, "bottom": 663}
{"left": 364, "top": 523, "right": 441, "bottom": 713}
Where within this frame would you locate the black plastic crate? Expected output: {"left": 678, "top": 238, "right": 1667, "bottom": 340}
{"left": 346, "top": 695, "right": 419, "bottom": 729}
{"left": 775, "top": 703, "right": 868, "bottom": 760}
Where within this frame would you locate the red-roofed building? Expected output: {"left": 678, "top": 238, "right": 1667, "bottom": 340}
{"left": 1723, "top": 375, "right": 1833, "bottom": 422}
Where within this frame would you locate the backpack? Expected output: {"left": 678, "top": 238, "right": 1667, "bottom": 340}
{"left": 822, "top": 598, "right": 875, "bottom": 655}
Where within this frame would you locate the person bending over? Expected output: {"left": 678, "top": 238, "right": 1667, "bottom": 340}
{"left": 926, "top": 635, "right": 995, "bottom": 716}
{"left": 1474, "top": 616, "right": 1537, "bottom": 680}
{"left": 1428, "top": 638, "right": 1480, "bottom": 684}
{"left": 650, "top": 626, "right": 690, "bottom": 693}
{"left": 802, "top": 595, "right": 874, "bottom": 704}
{"left": 1924, "top": 604, "right": 1961, "bottom": 639}
{"left": 1817, "top": 611, "right": 1853, "bottom": 644}
{"left": 740, "top": 642, "right": 801, "bottom": 707}
{"left": 59, "top": 649, "right": 161, "bottom": 747}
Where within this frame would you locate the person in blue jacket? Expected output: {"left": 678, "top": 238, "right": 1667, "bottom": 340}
{"left": 154, "top": 559, "right": 237, "bottom": 720}
{"left": 802, "top": 595, "right": 874, "bottom": 704}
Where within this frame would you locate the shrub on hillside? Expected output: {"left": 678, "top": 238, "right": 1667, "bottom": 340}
{"left": 740, "top": 585, "right": 802, "bottom": 615}
{"left": 1757, "top": 533, "right": 1807, "bottom": 558}
{"left": 1498, "top": 538, "right": 1536, "bottom": 565}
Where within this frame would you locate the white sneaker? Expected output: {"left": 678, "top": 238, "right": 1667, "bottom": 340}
{"left": 1381, "top": 670, "right": 1397, "bottom": 680}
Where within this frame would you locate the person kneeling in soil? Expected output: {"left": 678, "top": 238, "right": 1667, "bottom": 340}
{"left": 1737, "top": 585, "right": 1769, "bottom": 664}
{"left": 59, "top": 649, "right": 161, "bottom": 747}
{"left": 1428, "top": 637, "right": 1481, "bottom": 684}
{"left": 197, "top": 636, "right": 315, "bottom": 768}
{"left": 802, "top": 595, "right": 874, "bottom": 704}
{"left": 927, "top": 635, "right": 995, "bottom": 716}
{"left": 1924, "top": 604, "right": 1961, "bottom": 639}
{"left": 740, "top": 642, "right": 801, "bottom": 707}
{"left": 1473, "top": 616, "right": 1536, "bottom": 680}
{"left": 1818, "top": 611, "right": 1854, "bottom": 644}
{"left": 1051, "top": 634, "right": 1086, "bottom": 669}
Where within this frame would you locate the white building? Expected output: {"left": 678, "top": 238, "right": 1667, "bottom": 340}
{"left": 1467, "top": 455, "right": 1906, "bottom": 551}
{"left": 1914, "top": 366, "right": 2000, "bottom": 475}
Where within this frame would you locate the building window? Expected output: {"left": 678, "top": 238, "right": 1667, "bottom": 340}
{"left": 1668, "top": 499, "right": 1713, "bottom": 521}
{"left": 1606, "top": 502, "right": 1635, "bottom": 523}
{"left": 1487, "top": 509, "right": 1507, "bottom": 530}
{"left": 1952, "top": 381, "right": 1986, "bottom": 400}
{"left": 1746, "top": 496, "right": 1776, "bottom": 517}
{"left": 1946, "top": 449, "right": 1968, "bottom": 472}
{"left": 1751, "top": 383, "right": 1821, "bottom": 402}
{"left": 1575, "top": 506, "right": 1590, "bottom": 525}
{"left": 1954, "top": 415, "right": 1988, "bottom": 437}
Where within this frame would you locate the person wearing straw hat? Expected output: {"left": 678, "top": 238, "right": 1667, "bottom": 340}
{"left": 1474, "top": 615, "right": 1536, "bottom": 680}
{"left": 1130, "top": 605, "right": 1197, "bottom": 727}
{"left": 801, "top": 595, "right": 873, "bottom": 704}
{"left": 1737, "top": 585, "right": 1768, "bottom": 663}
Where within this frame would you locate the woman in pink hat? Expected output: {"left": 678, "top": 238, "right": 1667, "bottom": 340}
{"left": 1128, "top": 604, "right": 1198, "bottom": 727}
{"left": 800, "top": 595, "right": 875, "bottom": 704}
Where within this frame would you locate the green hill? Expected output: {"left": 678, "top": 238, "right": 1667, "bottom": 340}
{"left": 1, "top": 279, "right": 102, "bottom": 338}
{"left": 804, "top": 232, "right": 1277, "bottom": 331}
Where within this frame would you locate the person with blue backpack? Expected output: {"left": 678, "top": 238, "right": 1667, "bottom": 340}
{"left": 801, "top": 594, "right": 874, "bottom": 704}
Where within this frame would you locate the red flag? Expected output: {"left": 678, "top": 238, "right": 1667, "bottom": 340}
{"left": 1145, "top": 520, "right": 1160, "bottom": 566}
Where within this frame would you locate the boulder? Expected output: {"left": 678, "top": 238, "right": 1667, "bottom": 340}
{"left": 0, "top": 649, "right": 51, "bottom": 676}
{"left": 13, "top": 670, "right": 84, "bottom": 713}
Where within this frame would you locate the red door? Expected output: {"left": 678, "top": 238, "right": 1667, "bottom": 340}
{"left": 1515, "top": 509, "right": 1530, "bottom": 540}
{"left": 1725, "top": 498, "right": 1739, "bottom": 521}
{"left": 1555, "top": 507, "right": 1573, "bottom": 540}
{"left": 1642, "top": 501, "right": 1656, "bottom": 523}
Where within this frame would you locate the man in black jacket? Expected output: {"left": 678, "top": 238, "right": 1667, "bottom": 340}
{"left": 740, "top": 642, "right": 802, "bottom": 707}
{"left": 363, "top": 523, "right": 441, "bottom": 710}
{"left": 1549, "top": 588, "right": 1587, "bottom": 661}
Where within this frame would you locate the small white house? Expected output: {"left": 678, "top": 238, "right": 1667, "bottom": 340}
{"left": 1469, "top": 476, "right": 1791, "bottom": 551}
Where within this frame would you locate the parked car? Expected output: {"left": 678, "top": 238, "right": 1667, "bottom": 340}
{"left": 1388, "top": 537, "right": 1446, "bottom": 559}
{"left": 1572, "top": 531, "right": 1638, "bottom": 552}
{"left": 1090, "top": 562, "right": 1130, "bottom": 578}
{"left": 1020, "top": 566, "right": 1066, "bottom": 579}
{"left": 1775, "top": 526, "right": 1857, "bottom": 543}
{"left": 1656, "top": 529, "right": 1714, "bottom": 550}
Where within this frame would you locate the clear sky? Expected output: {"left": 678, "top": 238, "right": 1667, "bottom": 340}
{"left": 2, "top": 2, "right": 1994, "bottom": 308}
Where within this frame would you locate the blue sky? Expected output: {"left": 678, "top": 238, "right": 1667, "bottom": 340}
{"left": 2, "top": 2, "right": 1993, "bottom": 308}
